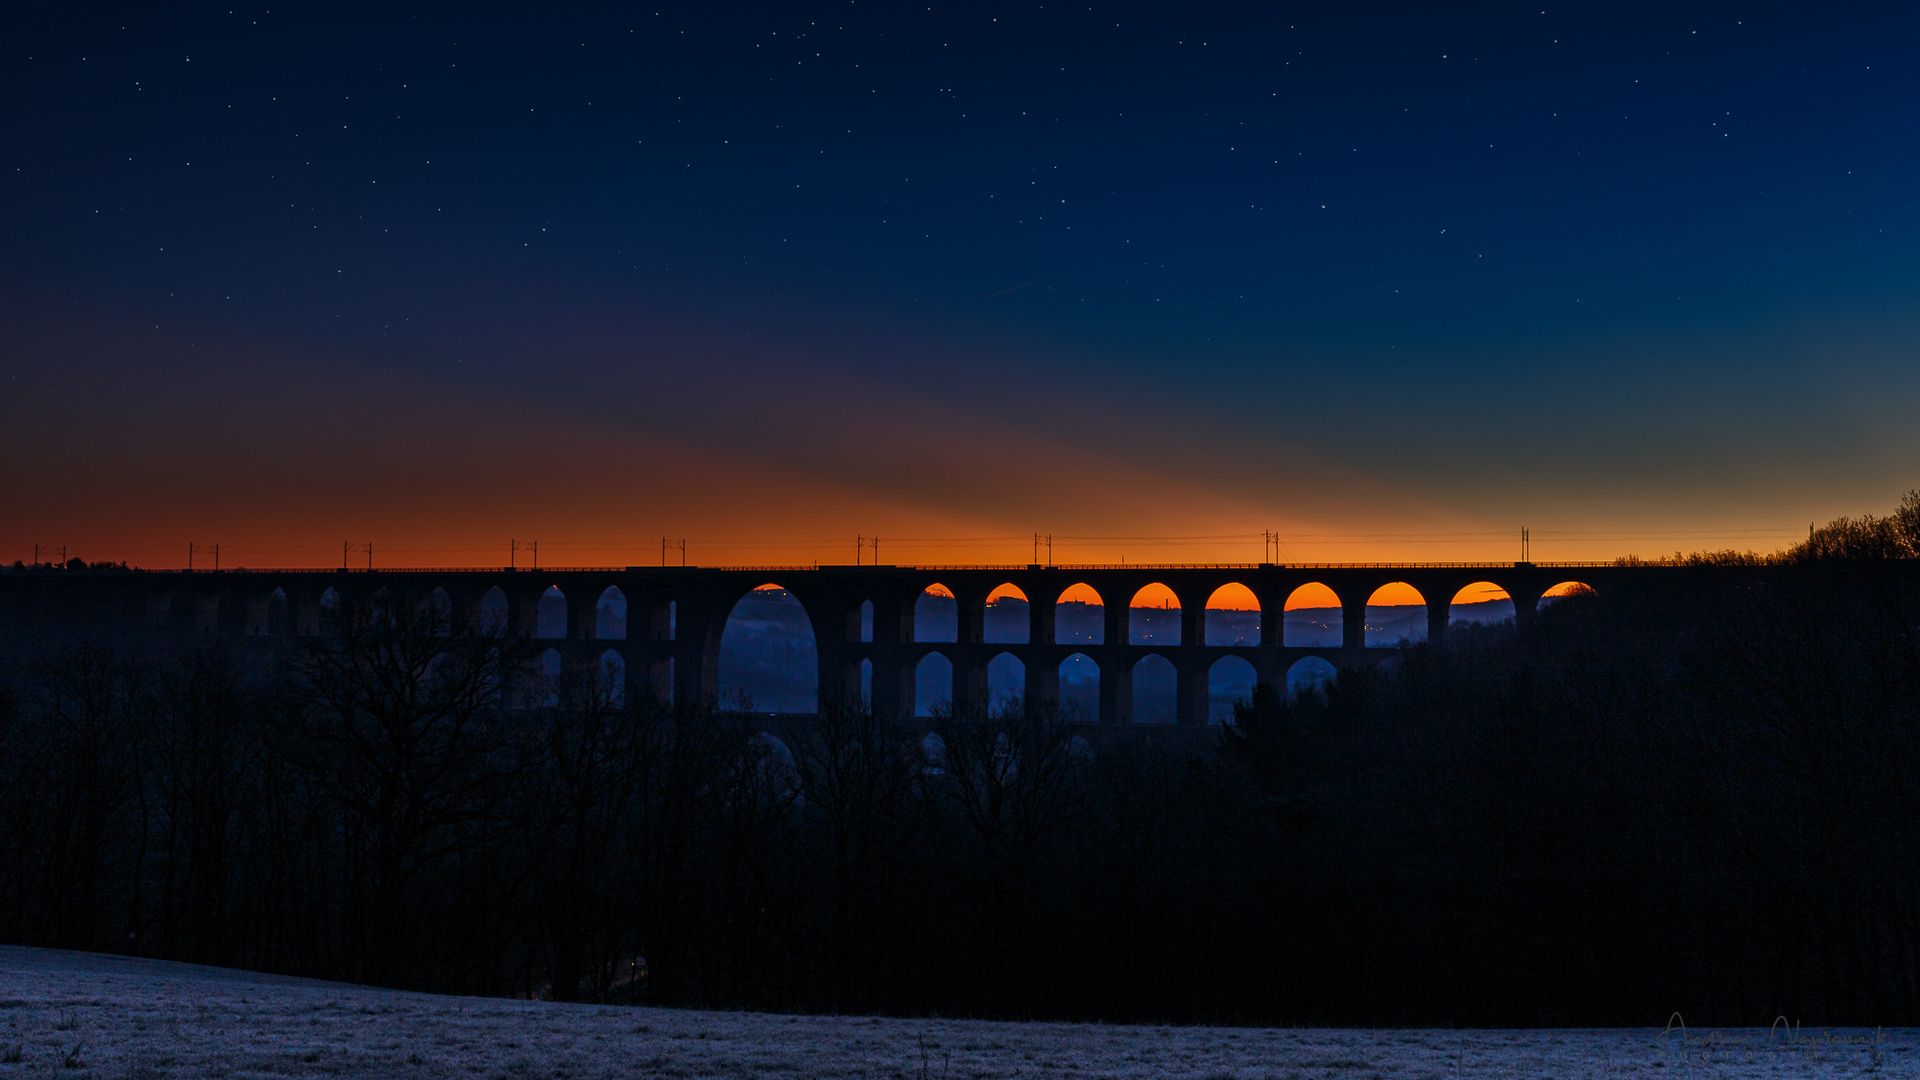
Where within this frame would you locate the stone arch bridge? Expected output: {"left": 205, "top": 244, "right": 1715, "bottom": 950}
{"left": 2, "top": 561, "right": 1671, "bottom": 726}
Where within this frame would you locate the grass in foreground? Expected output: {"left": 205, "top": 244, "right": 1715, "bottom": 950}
{"left": 0, "top": 946, "right": 1906, "bottom": 1079}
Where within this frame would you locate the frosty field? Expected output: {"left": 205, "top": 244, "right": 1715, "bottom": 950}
{"left": 0, "top": 946, "right": 1905, "bottom": 1079}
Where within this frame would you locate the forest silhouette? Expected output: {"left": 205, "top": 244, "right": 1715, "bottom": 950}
{"left": 3, "top": 493, "right": 1919, "bottom": 1026}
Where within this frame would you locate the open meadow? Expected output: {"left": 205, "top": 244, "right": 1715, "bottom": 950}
{"left": 0, "top": 947, "right": 1905, "bottom": 1079}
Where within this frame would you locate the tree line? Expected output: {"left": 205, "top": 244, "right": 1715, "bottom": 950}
{"left": 3, "top": 497, "right": 1918, "bottom": 1025}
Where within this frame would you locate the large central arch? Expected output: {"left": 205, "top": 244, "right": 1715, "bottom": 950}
{"left": 718, "top": 584, "right": 818, "bottom": 714}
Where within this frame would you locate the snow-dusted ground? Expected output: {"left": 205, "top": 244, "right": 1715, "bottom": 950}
{"left": 0, "top": 946, "right": 1906, "bottom": 1078}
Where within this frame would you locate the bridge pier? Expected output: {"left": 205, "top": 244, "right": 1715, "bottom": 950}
{"left": 1098, "top": 646, "right": 1131, "bottom": 725}
{"left": 1025, "top": 646, "right": 1060, "bottom": 719}
{"left": 1427, "top": 599, "right": 1451, "bottom": 649}
{"left": 1175, "top": 654, "right": 1208, "bottom": 727}
{"left": 1341, "top": 594, "right": 1368, "bottom": 651}
{"left": 868, "top": 592, "right": 911, "bottom": 722}
{"left": 1509, "top": 580, "right": 1547, "bottom": 630}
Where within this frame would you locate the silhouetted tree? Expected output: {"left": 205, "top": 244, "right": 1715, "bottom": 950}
{"left": 270, "top": 590, "right": 531, "bottom": 985}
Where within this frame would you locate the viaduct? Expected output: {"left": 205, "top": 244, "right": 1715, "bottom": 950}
{"left": 1, "top": 561, "right": 1646, "bottom": 726}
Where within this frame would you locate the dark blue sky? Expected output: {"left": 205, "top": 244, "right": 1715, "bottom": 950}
{"left": 6, "top": 2, "right": 1918, "bottom": 566}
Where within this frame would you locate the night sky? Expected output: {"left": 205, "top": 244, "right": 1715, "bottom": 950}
{"left": 6, "top": 2, "right": 1918, "bottom": 567}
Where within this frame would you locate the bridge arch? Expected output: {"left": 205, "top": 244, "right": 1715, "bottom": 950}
{"left": 539, "top": 648, "right": 562, "bottom": 706}
{"left": 480, "top": 586, "right": 509, "bottom": 633}
{"left": 317, "top": 587, "right": 342, "bottom": 635}
{"left": 915, "top": 583, "right": 957, "bottom": 643}
{"left": 915, "top": 651, "right": 953, "bottom": 717}
{"left": 1060, "top": 652, "right": 1099, "bottom": 721}
{"left": 596, "top": 586, "right": 628, "bottom": 639}
{"left": 985, "top": 583, "right": 1030, "bottom": 644}
{"left": 718, "top": 584, "right": 818, "bottom": 714}
{"left": 1208, "top": 655, "right": 1257, "bottom": 724}
{"left": 1205, "top": 583, "right": 1260, "bottom": 646}
{"left": 1131, "top": 653, "right": 1176, "bottom": 723}
{"left": 1287, "top": 655, "right": 1338, "bottom": 699}
{"left": 1538, "top": 581, "right": 1595, "bottom": 610}
{"left": 424, "top": 586, "right": 452, "bottom": 627}
{"left": 1448, "top": 581, "right": 1514, "bottom": 628}
{"left": 266, "top": 587, "right": 290, "bottom": 636}
{"left": 1128, "top": 583, "right": 1181, "bottom": 646}
{"left": 597, "top": 649, "right": 626, "bottom": 706}
{"left": 1055, "top": 584, "right": 1105, "bottom": 646}
{"left": 988, "top": 651, "right": 1025, "bottom": 716}
{"left": 1365, "top": 582, "right": 1427, "bottom": 646}
{"left": 536, "top": 585, "right": 568, "bottom": 639}
{"left": 1283, "top": 583, "right": 1341, "bottom": 647}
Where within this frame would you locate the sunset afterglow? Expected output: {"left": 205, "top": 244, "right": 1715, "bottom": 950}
{"left": 6, "top": 6, "right": 1916, "bottom": 566}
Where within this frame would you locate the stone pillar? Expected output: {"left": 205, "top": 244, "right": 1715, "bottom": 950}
{"left": 1099, "top": 651, "right": 1130, "bottom": 724}
{"left": 1253, "top": 585, "right": 1288, "bottom": 649}
{"left": 295, "top": 589, "right": 322, "bottom": 636}
{"left": 1252, "top": 651, "right": 1287, "bottom": 700}
{"left": 951, "top": 584, "right": 990, "bottom": 718}
{"left": 651, "top": 656, "right": 677, "bottom": 708}
{"left": 1024, "top": 647, "right": 1059, "bottom": 718}
{"left": 1175, "top": 655, "right": 1208, "bottom": 727}
{"left": 842, "top": 655, "right": 868, "bottom": 711}
{"left": 676, "top": 644, "right": 706, "bottom": 710}
{"left": 618, "top": 641, "right": 648, "bottom": 711}
{"left": 1341, "top": 593, "right": 1368, "bottom": 653}
{"left": 648, "top": 598, "right": 675, "bottom": 641}
{"left": 1427, "top": 596, "right": 1451, "bottom": 649}
{"left": 868, "top": 592, "right": 911, "bottom": 722}
{"left": 950, "top": 647, "right": 986, "bottom": 718}
{"left": 568, "top": 584, "right": 597, "bottom": 640}
{"left": 1029, "top": 592, "right": 1057, "bottom": 647}
{"left": 806, "top": 585, "right": 861, "bottom": 713}
{"left": 241, "top": 591, "right": 267, "bottom": 636}
{"left": 1180, "top": 601, "right": 1204, "bottom": 648}
{"left": 955, "top": 584, "right": 988, "bottom": 645}
{"left": 1508, "top": 581, "right": 1547, "bottom": 630}
{"left": 509, "top": 585, "right": 538, "bottom": 639}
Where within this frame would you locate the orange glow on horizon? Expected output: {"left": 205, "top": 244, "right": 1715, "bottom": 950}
{"left": 1543, "top": 581, "right": 1595, "bottom": 598}
{"left": 1130, "top": 582, "right": 1180, "bottom": 609}
{"left": 1450, "top": 581, "right": 1512, "bottom": 604}
{"left": 3, "top": 292, "right": 1832, "bottom": 571}
{"left": 1057, "top": 582, "right": 1104, "bottom": 606}
{"left": 1367, "top": 582, "right": 1426, "bottom": 607}
{"left": 922, "top": 582, "right": 954, "bottom": 599}
{"left": 1206, "top": 582, "right": 1259, "bottom": 611}
{"left": 987, "top": 583, "right": 1028, "bottom": 603}
{"left": 1284, "top": 582, "right": 1340, "bottom": 610}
